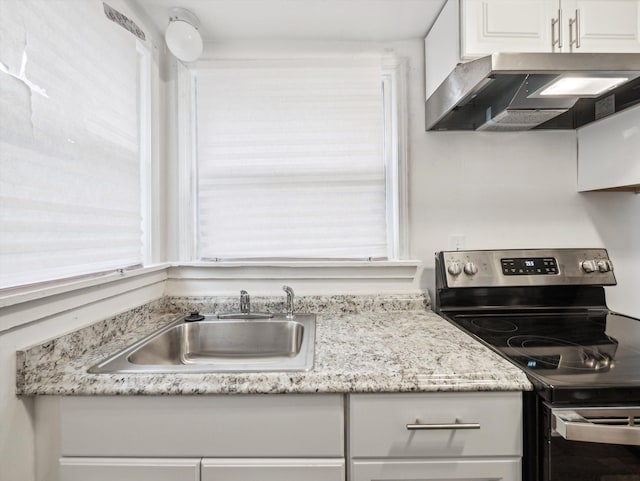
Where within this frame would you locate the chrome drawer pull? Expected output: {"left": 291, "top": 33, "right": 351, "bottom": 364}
{"left": 406, "top": 421, "right": 480, "bottom": 431}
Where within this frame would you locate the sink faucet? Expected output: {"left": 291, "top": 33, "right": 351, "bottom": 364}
{"left": 283, "top": 285, "right": 295, "bottom": 318}
{"left": 240, "top": 290, "right": 250, "bottom": 314}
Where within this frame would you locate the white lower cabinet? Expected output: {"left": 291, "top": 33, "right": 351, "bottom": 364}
{"left": 349, "top": 392, "right": 523, "bottom": 481}
{"left": 38, "top": 392, "right": 523, "bottom": 481}
{"left": 40, "top": 395, "right": 344, "bottom": 481}
{"left": 201, "top": 458, "right": 345, "bottom": 481}
{"left": 59, "top": 457, "right": 200, "bottom": 481}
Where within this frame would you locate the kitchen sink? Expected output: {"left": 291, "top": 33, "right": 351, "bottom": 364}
{"left": 89, "top": 313, "right": 315, "bottom": 373}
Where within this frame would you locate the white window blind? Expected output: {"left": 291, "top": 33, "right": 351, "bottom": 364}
{"left": 196, "top": 58, "right": 388, "bottom": 259}
{"left": 0, "top": 0, "right": 143, "bottom": 289}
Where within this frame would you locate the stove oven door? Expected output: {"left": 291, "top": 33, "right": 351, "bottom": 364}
{"left": 544, "top": 406, "right": 640, "bottom": 480}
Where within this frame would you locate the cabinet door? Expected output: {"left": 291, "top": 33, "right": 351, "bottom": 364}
{"left": 351, "top": 458, "right": 520, "bottom": 481}
{"left": 59, "top": 457, "right": 200, "bottom": 481}
{"left": 577, "top": 105, "right": 640, "bottom": 191}
{"left": 201, "top": 458, "right": 345, "bottom": 481}
{"left": 564, "top": 0, "right": 640, "bottom": 52}
{"left": 461, "top": 0, "right": 559, "bottom": 58}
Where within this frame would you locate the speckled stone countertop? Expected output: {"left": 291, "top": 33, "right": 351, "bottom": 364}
{"left": 16, "top": 294, "right": 532, "bottom": 395}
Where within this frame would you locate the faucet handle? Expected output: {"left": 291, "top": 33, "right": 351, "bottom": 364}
{"left": 282, "top": 285, "right": 295, "bottom": 318}
{"left": 240, "top": 290, "right": 250, "bottom": 314}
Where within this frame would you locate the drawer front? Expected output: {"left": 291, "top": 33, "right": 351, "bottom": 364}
{"left": 351, "top": 458, "right": 521, "bottom": 481}
{"left": 60, "top": 395, "right": 343, "bottom": 457}
{"left": 201, "top": 458, "right": 345, "bottom": 481}
{"left": 59, "top": 457, "right": 200, "bottom": 481}
{"left": 349, "top": 392, "right": 522, "bottom": 458}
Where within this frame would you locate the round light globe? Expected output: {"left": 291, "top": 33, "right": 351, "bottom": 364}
{"left": 165, "top": 20, "right": 203, "bottom": 62}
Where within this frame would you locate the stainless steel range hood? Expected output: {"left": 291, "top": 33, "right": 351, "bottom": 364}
{"left": 425, "top": 52, "right": 640, "bottom": 131}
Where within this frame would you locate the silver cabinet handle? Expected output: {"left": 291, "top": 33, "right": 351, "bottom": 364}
{"left": 407, "top": 422, "right": 480, "bottom": 431}
{"left": 569, "top": 9, "right": 581, "bottom": 49}
{"left": 553, "top": 409, "right": 640, "bottom": 446}
{"left": 551, "top": 9, "right": 563, "bottom": 50}
{"left": 575, "top": 9, "right": 581, "bottom": 48}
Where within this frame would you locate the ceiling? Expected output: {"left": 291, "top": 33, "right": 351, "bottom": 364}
{"left": 132, "top": 0, "right": 447, "bottom": 42}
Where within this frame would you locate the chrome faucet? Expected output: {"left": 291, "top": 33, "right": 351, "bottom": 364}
{"left": 283, "top": 285, "right": 295, "bottom": 318}
{"left": 240, "top": 290, "right": 250, "bottom": 314}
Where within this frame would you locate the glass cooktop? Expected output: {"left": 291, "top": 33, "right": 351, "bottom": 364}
{"left": 449, "top": 311, "right": 640, "bottom": 388}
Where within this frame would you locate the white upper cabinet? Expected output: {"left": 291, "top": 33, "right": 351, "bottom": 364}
{"left": 460, "top": 0, "right": 640, "bottom": 58}
{"left": 461, "top": 0, "right": 559, "bottom": 58}
{"left": 568, "top": 0, "right": 640, "bottom": 53}
{"left": 577, "top": 105, "right": 640, "bottom": 192}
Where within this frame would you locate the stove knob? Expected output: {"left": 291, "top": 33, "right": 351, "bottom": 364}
{"left": 581, "top": 260, "right": 597, "bottom": 273}
{"left": 583, "top": 356, "right": 597, "bottom": 368}
{"left": 583, "top": 353, "right": 613, "bottom": 370}
{"left": 447, "top": 262, "right": 462, "bottom": 276}
{"left": 596, "top": 355, "right": 613, "bottom": 370}
{"left": 597, "top": 260, "right": 612, "bottom": 273}
{"left": 464, "top": 262, "right": 478, "bottom": 276}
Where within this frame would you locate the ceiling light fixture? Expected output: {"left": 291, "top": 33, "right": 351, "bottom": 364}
{"left": 165, "top": 7, "right": 203, "bottom": 62}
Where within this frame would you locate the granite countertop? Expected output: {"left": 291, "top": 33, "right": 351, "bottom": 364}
{"left": 16, "top": 294, "right": 532, "bottom": 395}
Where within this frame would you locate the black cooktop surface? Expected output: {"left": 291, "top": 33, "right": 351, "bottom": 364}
{"left": 449, "top": 311, "right": 640, "bottom": 389}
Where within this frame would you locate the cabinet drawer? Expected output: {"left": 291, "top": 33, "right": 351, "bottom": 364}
{"left": 60, "top": 395, "right": 343, "bottom": 457}
{"left": 59, "top": 457, "right": 200, "bottom": 481}
{"left": 201, "top": 458, "right": 345, "bottom": 481}
{"left": 349, "top": 392, "right": 522, "bottom": 458}
{"left": 351, "top": 458, "right": 520, "bottom": 481}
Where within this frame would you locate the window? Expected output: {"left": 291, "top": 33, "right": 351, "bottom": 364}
{"left": 191, "top": 57, "right": 406, "bottom": 261}
{"left": 0, "top": 0, "right": 148, "bottom": 289}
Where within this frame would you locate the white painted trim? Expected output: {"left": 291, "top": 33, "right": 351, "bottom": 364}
{"left": 166, "top": 260, "right": 423, "bottom": 296}
{"left": 382, "top": 74, "right": 397, "bottom": 259}
{"left": 395, "top": 59, "right": 410, "bottom": 260}
{"left": 176, "top": 62, "right": 198, "bottom": 261}
{"left": 382, "top": 55, "right": 410, "bottom": 259}
{"left": 172, "top": 260, "right": 420, "bottom": 269}
{"left": 0, "top": 266, "right": 168, "bottom": 333}
{"left": 137, "top": 40, "right": 153, "bottom": 265}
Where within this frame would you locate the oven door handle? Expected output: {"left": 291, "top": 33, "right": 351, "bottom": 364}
{"left": 553, "top": 409, "right": 640, "bottom": 446}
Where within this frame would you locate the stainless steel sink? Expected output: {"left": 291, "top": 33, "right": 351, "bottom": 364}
{"left": 89, "top": 313, "right": 315, "bottom": 373}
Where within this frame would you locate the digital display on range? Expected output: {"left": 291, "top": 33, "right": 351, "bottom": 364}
{"left": 501, "top": 257, "right": 558, "bottom": 275}
{"left": 513, "top": 355, "right": 561, "bottom": 370}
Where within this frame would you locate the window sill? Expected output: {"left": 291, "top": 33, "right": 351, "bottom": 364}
{"left": 0, "top": 265, "right": 169, "bottom": 333}
{"left": 0, "top": 264, "right": 170, "bottom": 309}
{"left": 166, "top": 260, "right": 423, "bottom": 296}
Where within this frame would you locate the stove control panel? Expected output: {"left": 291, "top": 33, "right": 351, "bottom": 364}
{"left": 437, "top": 248, "right": 617, "bottom": 288}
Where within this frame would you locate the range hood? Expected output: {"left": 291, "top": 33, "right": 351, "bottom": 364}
{"left": 426, "top": 52, "right": 640, "bottom": 131}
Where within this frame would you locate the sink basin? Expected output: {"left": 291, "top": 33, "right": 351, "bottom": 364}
{"left": 89, "top": 313, "right": 315, "bottom": 373}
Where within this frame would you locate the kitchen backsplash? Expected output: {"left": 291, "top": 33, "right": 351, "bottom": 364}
{"left": 166, "top": 293, "right": 430, "bottom": 317}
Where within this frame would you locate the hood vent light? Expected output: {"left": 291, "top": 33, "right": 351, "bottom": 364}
{"left": 536, "top": 76, "right": 630, "bottom": 97}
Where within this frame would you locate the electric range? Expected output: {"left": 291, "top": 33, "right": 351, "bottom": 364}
{"left": 435, "top": 248, "right": 640, "bottom": 481}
